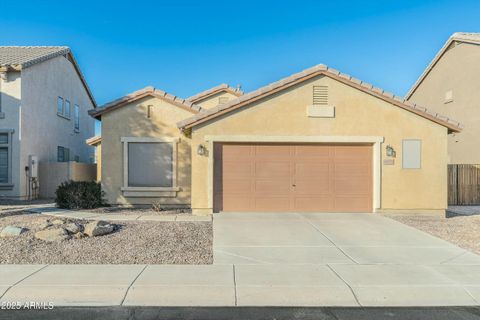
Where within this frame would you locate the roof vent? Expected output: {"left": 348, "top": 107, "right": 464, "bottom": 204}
{"left": 313, "top": 85, "right": 328, "bottom": 105}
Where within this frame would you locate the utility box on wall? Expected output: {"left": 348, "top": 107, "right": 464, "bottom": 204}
{"left": 28, "top": 155, "right": 38, "bottom": 178}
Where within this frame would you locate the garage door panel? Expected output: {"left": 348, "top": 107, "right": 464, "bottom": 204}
{"left": 294, "top": 196, "right": 334, "bottom": 211}
{"left": 222, "top": 162, "right": 252, "bottom": 178}
{"left": 222, "top": 145, "right": 253, "bottom": 159}
{"left": 255, "top": 197, "right": 291, "bottom": 211}
{"left": 215, "top": 143, "right": 372, "bottom": 213}
{"left": 255, "top": 145, "right": 290, "bottom": 158}
{"left": 294, "top": 145, "right": 332, "bottom": 157}
{"left": 255, "top": 180, "right": 291, "bottom": 195}
{"left": 335, "top": 178, "right": 371, "bottom": 195}
{"left": 334, "top": 163, "right": 371, "bottom": 177}
{"left": 334, "top": 196, "right": 371, "bottom": 212}
{"left": 223, "top": 196, "right": 253, "bottom": 211}
{"left": 223, "top": 179, "right": 252, "bottom": 194}
{"left": 255, "top": 161, "right": 290, "bottom": 178}
{"left": 295, "top": 162, "right": 330, "bottom": 178}
{"left": 294, "top": 180, "right": 331, "bottom": 195}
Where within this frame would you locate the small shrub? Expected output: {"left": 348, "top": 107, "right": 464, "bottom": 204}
{"left": 152, "top": 201, "right": 164, "bottom": 212}
{"left": 55, "top": 181, "right": 106, "bottom": 209}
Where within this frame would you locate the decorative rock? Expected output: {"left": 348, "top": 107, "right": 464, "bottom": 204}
{"left": 38, "top": 223, "right": 52, "bottom": 230}
{"left": 0, "top": 226, "right": 28, "bottom": 237}
{"left": 35, "top": 228, "right": 70, "bottom": 242}
{"left": 64, "top": 223, "right": 82, "bottom": 234}
{"left": 84, "top": 220, "right": 114, "bottom": 237}
{"left": 51, "top": 219, "right": 65, "bottom": 225}
{"left": 74, "top": 232, "right": 86, "bottom": 239}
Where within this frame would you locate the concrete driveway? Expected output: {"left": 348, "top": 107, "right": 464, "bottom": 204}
{"left": 213, "top": 212, "right": 480, "bottom": 306}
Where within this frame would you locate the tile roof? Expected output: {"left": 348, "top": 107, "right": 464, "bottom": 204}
{"left": 0, "top": 46, "right": 70, "bottom": 69}
{"left": 89, "top": 86, "right": 202, "bottom": 119}
{"left": 0, "top": 46, "right": 96, "bottom": 107}
{"left": 187, "top": 84, "right": 243, "bottom": 103}
{"left": 177, "top": 64, "right": 463, "bottom": 132}
{"left": 406, "top": 32, "right": 480, "bottom": 99}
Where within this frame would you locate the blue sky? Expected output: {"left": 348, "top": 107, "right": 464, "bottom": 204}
{"left": 1, "top": 0, "right": 479, "bottom": 117}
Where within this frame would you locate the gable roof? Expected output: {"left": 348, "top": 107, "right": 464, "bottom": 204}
{"left": 187, "top": 84, "right": 243, "bottom": 103}
{"left": 89, "top": 86, "right": 202, "bottom": 119}
{"left": 406, "top": 32, "right": 480, "bottom": 99}
{"left": 0, "top": 46, "right": 96, "bottom": 107}
{"left": 177, "top": 64, "right": 463, "bottom": 133}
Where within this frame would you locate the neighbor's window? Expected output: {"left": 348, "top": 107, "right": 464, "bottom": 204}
{"left": 402, "top": 139, "right": 422, "bottom": 169}
{"left": 0, "top": 133, "right": 9, "bottom": 183}
{"left": 74, "top": 104, "right": 80, "bottom": 131}
{"left": 128, "top": 142, "right": 173, "bottom": 187}
{"left": 57, "top": 97, "right": 64, "bottom": 115}
{"left": 57, "top": 146, "right": 70, "bottom": 162}
{"left": 65, "top": 100, "right": 71, "bottom": 118}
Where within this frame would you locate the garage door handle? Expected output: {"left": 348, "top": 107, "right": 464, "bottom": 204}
{"left": 292, "top": 184, "right": 296, "bottom": 187}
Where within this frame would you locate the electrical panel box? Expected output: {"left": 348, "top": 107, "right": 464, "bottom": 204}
{"left": 28, "top": 155, "right": 38, "bottom": 178}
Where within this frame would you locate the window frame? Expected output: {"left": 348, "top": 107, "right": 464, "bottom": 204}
{"left": 120, "top": 137, "right": 180, "bottom": 196}
{"left": 402, "top": 139, "right": 422, "bottom": 169}
{"left": 0, "top": 129, "right": 14, "bottom": 189}
{"left": 74, "top": 104, "right": 80, "bottom": 132}
{"left": 57, "top": 146, "right": 70, "bottom": 162}
{"left": 64, "top": 99, "right": 71, "bottom": 118}
{"left": 57, "top": 96, "right": 64, "bottom": 116}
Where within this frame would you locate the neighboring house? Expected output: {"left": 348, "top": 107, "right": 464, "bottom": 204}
{"left": 406, "top": 32, "right": 480, "bottom": 164}
{"left": 86, "top": 135, "right": 102, "bottom": 181}
{"left": 0, "top": 46, "right": 96, "bottom": 199}
{"left": 90, "top": 64, "right": 461, "bottom": 215}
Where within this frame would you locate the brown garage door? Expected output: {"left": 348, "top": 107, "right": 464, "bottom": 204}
{"left": 213, "top": 143, "right": 372, "bottom": 213}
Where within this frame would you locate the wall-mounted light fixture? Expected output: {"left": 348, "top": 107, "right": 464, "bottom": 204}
{"left": 386, "top": 145, "right": 396, "bottom": 157}
{"left": 197, "top": 144, "right": 206, "bottom": 156}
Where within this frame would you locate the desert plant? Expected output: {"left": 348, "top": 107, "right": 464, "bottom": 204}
{"left": 152, "top": 201, "right": 164, "bottom": 212}
{"left": 55, "top": 181, "right": 106, "bottom": 209}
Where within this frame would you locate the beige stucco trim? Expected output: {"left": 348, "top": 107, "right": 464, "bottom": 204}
{"left": 202, "top": 135, "right": 384, "bottom": 213}
{"left": 121, "top": 136, "right": 180, "bottom": 197}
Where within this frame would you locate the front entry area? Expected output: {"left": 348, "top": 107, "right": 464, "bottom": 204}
{"left": 213, "top": 143, "right": 373, "bottom": 213}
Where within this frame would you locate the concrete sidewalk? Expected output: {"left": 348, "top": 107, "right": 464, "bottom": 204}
{"left": 1, "top": 263, "right": 480, "bottom": 307}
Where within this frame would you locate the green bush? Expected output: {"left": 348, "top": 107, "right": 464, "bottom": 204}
{"left": 55, "top": 181, "right": 106, "bottom": 209}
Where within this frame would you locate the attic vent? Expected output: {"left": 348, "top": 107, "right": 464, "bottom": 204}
{"left": 313, "top": 85, "right": 328, "bottom": 105}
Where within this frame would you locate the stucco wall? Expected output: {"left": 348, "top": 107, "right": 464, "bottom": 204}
{"left": 189, "top": 75, "right": 448, "bottom": 214}
{"left": 194, "top": 91, "right": 240, "bottom": 109}
{"left": 408, "top": 42, "right": 480, "bottom": 164}
{"left": 38, "top": 161, "right": 96, "bottom": 199}
{"left": 0, "top": 72, "right": 21, "bottom": 198}
{"left": 101, "top": 96, "right": 194, "bottom": 205}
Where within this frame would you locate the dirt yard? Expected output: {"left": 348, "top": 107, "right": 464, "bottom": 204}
{"left": 386, "top": 213, "right": 480, "bottom": 255}
{"left": 0, "top": 212, "right": 212, "bottom": 264}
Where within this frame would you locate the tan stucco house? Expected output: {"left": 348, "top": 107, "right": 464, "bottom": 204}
{"left": 406, "top": 32, "right": 480, "bottom": 164}
{"left": 90, "top": 64, "right": 461, "bottom": 215}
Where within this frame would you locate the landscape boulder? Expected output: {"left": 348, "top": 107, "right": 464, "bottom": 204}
{"left": 0, "top": 226, "right": 28, "bottom": 237}
{"left": 64, "top": 222, "right": 82, "bottom": 234}
{"left": 84, "top": 220, "right": 114, "bottom": 237}
{"left": 51, "top": 219, "right": 65, "bottom": 225}
{"left": 35, "top": 228, "right": 70, "bottom": 242}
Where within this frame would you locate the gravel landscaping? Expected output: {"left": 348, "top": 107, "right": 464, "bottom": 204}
{"left": 386, "top": 213, "right": 480, "bottom": 255}
{"left": 82, "top": 206, "right": 191, "bottom": 216}
{"left": 0, "top": 212, "right": 212, "bottom": 264}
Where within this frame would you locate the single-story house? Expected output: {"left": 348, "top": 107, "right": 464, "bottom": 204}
{"left": 89, "top": 64, "right": 462, "bottom": 215}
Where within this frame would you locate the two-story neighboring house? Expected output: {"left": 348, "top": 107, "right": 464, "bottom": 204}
{"left": 406, "top": 32, "right": 480, "bottom": 164}
{"left": 0, "top": 46, "right": 96, "bottom": 199}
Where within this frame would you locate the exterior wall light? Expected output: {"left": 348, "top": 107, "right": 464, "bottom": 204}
{"left": 197, "top": 144, "right": 206, "bottom": 156}
{"left": 386, "top": 145, "right": 396, "bottom": 157}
